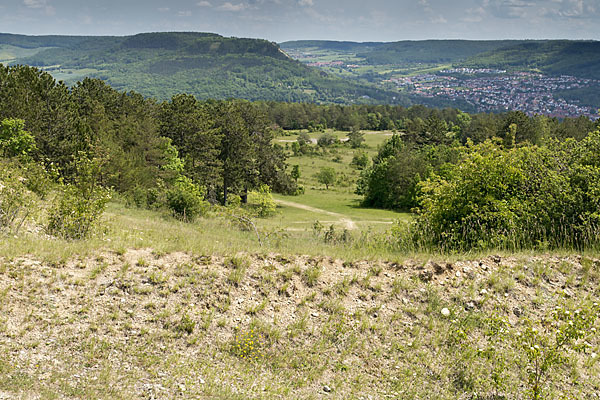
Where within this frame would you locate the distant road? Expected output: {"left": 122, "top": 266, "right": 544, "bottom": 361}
{"left": 274, "top": 199, "right": 357, "bottom": 230}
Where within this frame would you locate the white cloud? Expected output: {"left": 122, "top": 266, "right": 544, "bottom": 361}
{"left": 431, "top": 15, "right": 448, "bottom": 23}
{"left": 418, "top": 0, "right": 433, "bottom": 13}
{"left": 23, "top": 0, "right": 45, "bottom": 8}
{"left": 541, "top": 0, "right": 598, "bottom": 18}
{"left": 298, "top": 0, "right": 313, "bottom": 6}
{"left": 157, "top": 7, "right": 170, "bottom": 12}
{"left": 197, "top": 1, "right": 212, "bottom": 7}
{"left": 218, "top": 2, "right": 248, "bottom": 11}
{"left": 23, "top": 0, "right": 55, "bottom": 15}
{"left": 462, "top": 6, "right": 486, "bottom": 22}
{"left": 177, "top": 10, "right": 192, "bottom": 16}
{"left": 486, "top": 0, "right": 536, "bottom": 18}
{"left": 303, "top": 6, "right": 334, "bottom": 23}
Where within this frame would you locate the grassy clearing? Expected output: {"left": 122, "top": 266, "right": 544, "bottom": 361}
{"left": 0, "top": 200, "right": 412, "bottom": 264}
{"left": 42, "top": 67, "right": 104, "bottom": 84}
{"left": 271, "top": 129, "right": 405, "bottom": 233}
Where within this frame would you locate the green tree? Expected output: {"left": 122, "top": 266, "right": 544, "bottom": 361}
{"left": 212, "top": 101, "right": 253, "bottom": 205}
{"left": 347, "top": 126, "right": 365, "bottom": 148}
{"left": 316, "top": 167, "right": 336, "bottom": 190}
{"left": 291, "top": 165, "right": 300, "bottom": 182}
{"left": 159, "top": 94, "right": 222, "bottom": 191}
{"left": 0, "top": 118, "right": 36, "bottom": 158}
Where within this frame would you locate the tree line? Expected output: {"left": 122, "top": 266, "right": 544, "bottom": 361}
{"left": 0, "top": 64, "right": 296, "bottom": 212}
{"left": 257, "top": 102, "right": 596, "bottom": 141}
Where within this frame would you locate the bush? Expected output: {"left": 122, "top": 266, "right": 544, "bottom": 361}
{"left": 250, "top": 184, "right": 277, "bottom": 218}
{"left": 316, "top": 167, "right": 336, "bottom": 190}
{"left": 20, "top": 161, "right": 55, "bottom": 199}
{"left": 412, "top": 134, "right": 600, "bottom": 251}
{"left": 317, "top": 132, "right": 338, "bottom": 147}
{"left": 347, "top": 126, "right": 365, "bottom": 148}
{"left": 0, "top": 118, "right": 36, "bottom": 158}
{"left": 47, "top": 184, "right": 110, "bottom": 239}
{"left": 47, "top": 156, "right": 111, "bottom": 239}
{"left": 351, "top": 150, "right": 369, "bottom": 170}
{"left": 166, "top": 176, "right": 208, "bottom": 221}
{"left": 0, "top": 160, "right": 37, "bottom": 234}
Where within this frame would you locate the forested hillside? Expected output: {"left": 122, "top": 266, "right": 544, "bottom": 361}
{"left": 281, "top": 39, "right": 600, "bottom": 79}
{"left": 280, "top": 39, "right": 524, "bottom": 64}
{"left": 357, "top": 40, "right": 525, "bottom": 65}
{"left": 0, "top": 32, "right": 403, "bottom": 104}
{"left": 462, "top": 40, "right": 600, "bottom": 78}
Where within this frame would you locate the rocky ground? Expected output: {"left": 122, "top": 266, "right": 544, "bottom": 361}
{"left": 0, "top": 249, "right": 598, "bottom": 399}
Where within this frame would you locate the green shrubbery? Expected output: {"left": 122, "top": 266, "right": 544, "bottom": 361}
{"left": 250, "top": 184, "right": 277, "bottom": 218}
{"left": 166, "top": 176, "right": 209, "bottom": 221}
{"left": 0, "top": 160, "right": 37, "bottom": 234}
{"left": 47, "top": 156, "right": 111, "bottom": 239}
{"left": 0, "top": 118, "right": 36, "bottom": 158}
{"left": 410, "top": 132, "right": 600, "bottom": 251}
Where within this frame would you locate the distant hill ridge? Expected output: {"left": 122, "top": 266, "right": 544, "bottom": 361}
{"left": 0, "top": 32, "right": 402, "bottom": 104}
{"left": 3, "top": 33, "right": 600, "bottom": 105}
{"left": 462, "top": 40, "right": 600, "bottom": 79}
{"left": 281, "top": 38, "right": 600, "bottom": 79}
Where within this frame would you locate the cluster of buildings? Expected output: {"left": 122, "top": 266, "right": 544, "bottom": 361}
{"left": 439, "top": 67, "right": 507, "bottom": 74}
{"left": 306, "top": 61, "right": 344, "bottom": 67}
{"left": 390, "top": 72, "right": 599, "bottom": 119}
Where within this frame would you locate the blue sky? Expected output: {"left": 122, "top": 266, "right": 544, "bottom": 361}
{"left": 1, "top": 0, "right": 599, "bottom": 42}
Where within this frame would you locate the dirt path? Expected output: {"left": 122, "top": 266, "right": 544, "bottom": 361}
{"left": 275, "top": 199, "right": 357, "bottom": 230}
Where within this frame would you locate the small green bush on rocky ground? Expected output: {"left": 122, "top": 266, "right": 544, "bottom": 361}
{"left": 47, "top": 155, "right": 110, "bottom": 239}
{"left": 0, "top": 160, "right": 37, "bottom": 234}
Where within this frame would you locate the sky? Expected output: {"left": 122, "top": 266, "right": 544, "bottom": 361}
{"left": 0, "top": 0, "right": 599, "bottom": 42}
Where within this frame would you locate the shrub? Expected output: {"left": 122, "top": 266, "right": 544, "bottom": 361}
{"left": 0, "top": 160, "right": 37, "bottom": 234}
{"left": 351, "top": 150, "right": 369, "bottom": 170}
{"left": 0, "top": 118, "right": 36, "bottom": 158}
{"left": 166, "top": 176, "right": 208, "bottom": 221}
{"left": 513, "top": 301, "right": 598, "bottom": 399}
{"left": 47, "top": 155, "right": 111, "bottom": 240}
{"left": 412, "top": 134, "right": 600, "bottom": 251}
{"left": 347, "top": 126, "right": 365, "bottom": 148}
{"left": 20, "top": 161, "right": 55, "bottom": 199}
{"left": 250, "top": 184, "right": 277, "bottom": 218}
{"left": 317, "top": 132, "right": 338, "bottom": 147}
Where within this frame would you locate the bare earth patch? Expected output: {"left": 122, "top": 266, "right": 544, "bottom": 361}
{"left": 0, "top": 250, "right": 598, "bottom": 399}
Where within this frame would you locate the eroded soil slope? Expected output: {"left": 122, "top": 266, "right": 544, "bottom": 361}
{"left": 0, "top": 250, "right": 598, "bottom": 399}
